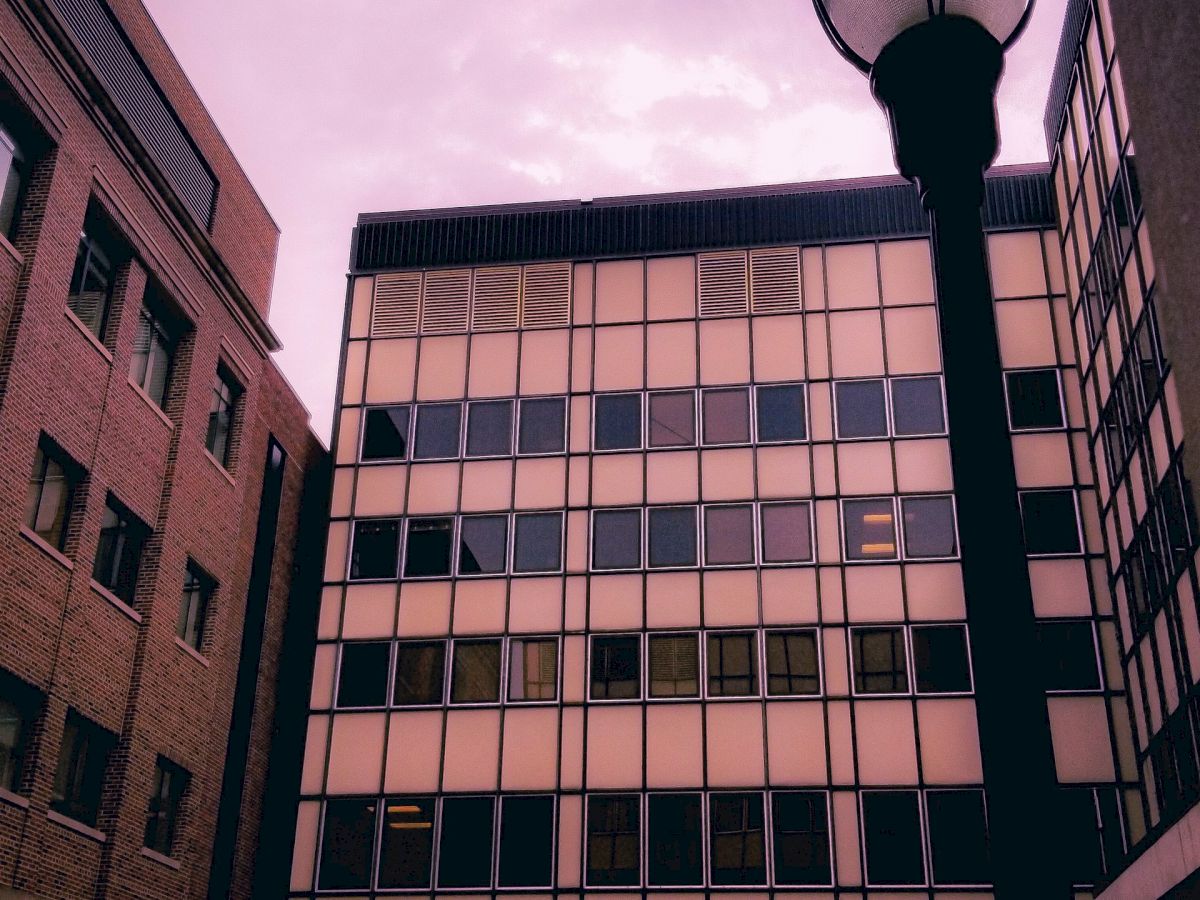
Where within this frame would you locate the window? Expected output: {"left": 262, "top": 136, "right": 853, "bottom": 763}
{"left": 24, "top": 437, "right": 80, "bottom": 552}
{"left": 458, "top": 515, "right": 507, "bottom": 575}
{"left": 206, "top": 366, "right": 242, "bottom": 467}
{"left": 702, "top": 387, "right": 751, "bottom": 445}
{"left": 404, "top": 517, "right": 454, "bottom": 577}
{"left": 349, "top": 518, "right": 400, "bottom": 580}
{"left": 591, "top": 635, "right": 640, "bottom": 700}
{"left": 378, "top": 797, "right": 435, "bottom": 888}
{"left": 52, "top": 709, "right": 115, "bottom": 828}
{"left": 760, "top": 502, "right": 812, "bottom": 563}
{"left": 67, "top": 209, "right": 120, "bottom": 340}
{"left": 927, "top": 789, "right": 990, "bottom": 885}
{"left": 593, "top": 508, "right": 641, "bottom": 570}
{"left": 648, "top": 633, "right": 699, "bottom": 698}
{"left": 1036, "top": 620, "right": 1101, "bottom": 691}
{"left": 0, "top": 123, "right": 26, "bottom": 239}
{"left": 1020, "top": 490, "right": 1082, "bottom": 555}
{"left": 466, "top": 400, "right": 513, "bottom": 457}
{"left": 509, "top": 638, "right": 557, "bottom": 701}
{"left": 1006, "top": 369, "right": 1065, "bottom": 430}
{"left": 835, "top": 379, "right": 887, "bottom": 438}
{"left": 518, "top": 397, "right": 566, "bottom": 454}
{"left": 861, "top": 791, "right": 925, "bottom": 886}
{"left": 843, "top": 498, "right": 897, "bottom": 561}
{"left": 176, "top": 562, "right": 213, "bottom": 650}
{"left": 891, "top": 376, "right": 945, "bottom": 435}
{"left": 438, "top": 796, "right": 495, "bottom": 888}
{"left": 512, "top": 512, "right": 562, "bottom": 573}
{"left": 647, "top": 793, "right": 702, "bottom": 885}
{"left": 497, "top": 795, "right": 554, "bottom": 887}
{"left": 337, "top": 642, "right": 390, "bottom": 708}
{"left": 451, "top": 640, "right": 502, "bottom": 703}
{"left": 766, "top": 630, "right": 820, "bottom": 695}
{"left": 0, "top": 670, "right": 41, "bottom": 794}
{"left": 129, "top": 293, "right": 179, "bottom": 409}
{"left": 709, "top": 793, "right": 766, "bottom": 885}
{"left": 900, "top": 495, "right": 958, "bottom": 558}
{"left": 317, "top": 798, "right": 375, "bottom": 889}
{"left": 92, "top": 497, "right": 149, "bottom": 604}
{"left": 853, "top": 628, "right": 908, "bottom": 694}
{"left": 393, "top": 641, "right": 445, "bottom": 705}
{"left": 143, "top": 758, "right": 188, "bottom": 857}
{"left": 756, "top": 384, "right": 807, "bottom": 442}
{"left": 361, "top": 405, "right": 410, "bottom": 461}
{"left": 648, "top": 391, "right": 695, "bottom": 447}
{"left": 704, "top": 504, "right": 755, "bottom": 565}
{"left": 1060, "top": 787, "right": 1123, "bottom": 885}
{"left": 912, "top": 625, "right": 972, "bottom": 694}
{"left": 595, "top": 393, "right": 642, "bottom": 450}
{"left": 587, "top": 795, "right": 640, "bottom": 886}
{"left": 772, "top": 792, "right": 832, "bottom": 885}
{"left": 707, "top": 632, "right": 758, "bottom": 697}
{"left": 647, "top": 506, "right": 697, "bottom": 568}
{"left": 413, "top": 403, "right": 461, "bottom": 459}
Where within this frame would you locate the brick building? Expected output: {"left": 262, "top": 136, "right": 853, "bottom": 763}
{"left": 0, "top": 0, "right": 326, "bottom": 898}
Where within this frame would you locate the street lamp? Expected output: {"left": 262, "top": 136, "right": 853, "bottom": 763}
{"left": 813, "top": 2, "right": 1069, "bottom": 897}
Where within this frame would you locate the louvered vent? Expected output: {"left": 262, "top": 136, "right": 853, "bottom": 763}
{"left": 750, "top": 247, "right": 801, "bottom": 313}
{"left": 420, "top": 269, "right": 470, "bottom": 334}
{"left": 521, "top": 262, "right": 571, "bottom": 328}
{"left": 371, "top": 272, "right": 421, "bottom": 338}
{"left": 471, "top": 267, "right": 521, "bottom": 331}
{"left": 698, "top": 251, "right": 749, "bottom": 317}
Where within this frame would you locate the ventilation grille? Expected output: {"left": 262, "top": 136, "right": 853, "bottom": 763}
{"left": 521, "top": 262, "right": 571, "bottom": 328}
{"left": 698, "top": 251, "right": 749, "bottom": 317}
{"left": 750, "top": 247, "right": 801, "bottom": 313}
{"left": 371, "top": 272, "right": 421, "bottom": 337}
{"left": 420, "top": 268, "right": 470, "bottom": 334}
{"left": 472, "top": 267, "right": 521, "bottom": 331}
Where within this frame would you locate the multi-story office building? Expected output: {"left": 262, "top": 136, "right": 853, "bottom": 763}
{"left": 0, "top": 0, "right": 326, "bottom": 897}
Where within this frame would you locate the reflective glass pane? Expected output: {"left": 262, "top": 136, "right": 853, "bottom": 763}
{"left": 835, "top": 380, "right": 887, "bottom": 438}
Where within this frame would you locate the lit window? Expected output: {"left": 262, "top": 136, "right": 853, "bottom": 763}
{"left": 24, "top": 437, "right": 80, "bottom": 552}
{"left": 457, "top": 515, "right": 507, "bottom": 575}
{"left": 0, "top": 669, "right": 41, "bottom": 795}
{"left": 647, "top": 505, "right": 697, "bottom": 568}
{"left": 67, "top": 209, "right": 119, "bottom": 340}
{"left": 911, "top": 625, "right": 972, "bottom": 694}
{"left": 51, "top": 709, "right": 115, "bottom": 828}
{"left": 900, "top": 495, "right": 958, "bottom": 558}
{"left": 861, "top": 791, "right": 925, "bottom": 886}
{"left": 593, "top": 508, "right": 642, "bottom": 570}
{"left": 587, "top": 795, "right": 641, "bottom": 886}
{"left": 317, "top": 798, "right": 375, "bottom": 890}
{"left": 518, "top": 397, "right": 565, "bottom": 454}
{"left": 772, "top": 792, "right": 832, "bottom": 885}
{"left": 438, "top": 796, "right": 494, "bottom": 888}
{"left": 707, "top": 632, "right": 759, "bottom": 697}
{"left": 393, "top": 641, "right": 445, "bottom": 706}
{"left": 129, "top": 293, "right": 179, "bottom": 410}
{"left": 756, "top": 384, "right": 807, "bottom": 442}
{"left": 852, "top": 627, "right": 908, "bottom": 694}
{"left": 843, "top": 498, "right": 897, "bottom": 561}
{"left": 648, "top": 391, "right": 695, "bottom": 447}
{"left": 1035, "top": 620, "right": 1100, "bottom": 691}
{"left": 1020, "top": 490, "right": 1082, "bottom": 555}
{"left": 835, "top": 379, "right": 887, "bottom": 439}
{"left": 766, "top": 630, "right": 820, "bottom": 696}
{"left": 336, "top": 642, "right": 390, "bottom": 708}
{"left": 176, "top": 562, "right": 213, "bottom": 650}
{"left": 361, "top": 405, "right": 410, "bottom": 461}
{"left": 465, "top": 399, "right": 513, "bottom": 457}
{"left": 92, "top": 496, "right": 149, "bottom": 604}
{"left": 349, "top": 518, "right": 400, "bottom": 580}
{"left": 760, "top": 502, "right": 812, "bottom": 563}
{"left": 413, "top": 403, "right": 461, "bottom": 459}
{"left": 647, "top": 793, "right": 703, "bottom": 886}
{"left": 377, "top": 797, "right": 435, "bottom": 888}
{"left": 142, "top": 758, "right": 188, "bottom": 857}
{"left": 498, "top": 795, "right": 555, "bottom": 887}
{"left": 891, "top": 376, "right": 945, "bottom": 436}
{"left": 512, "top": 512, "right": 562, "bottom": 573}
{"left": 648, "top": 633, "right": 699, "bottom": 698}
{"left": 709, "top": 792, "right": 766, "bottom": 885}
{"left": 590, "top": 635, "right": 640, "bottom": 700}
{"left": 450, "top": 640, "right": 501, "bottom": 704}
{"left": 595, "top": 393, "right": 642, "bottom": 450}
{"left": 403, "top": 517, "right": 454, "bottom": 577}
{"left": 927, "top": 789, "right": 990, "bottom": 885}
{"left": 702, "top": 387, "right": 751, "bottom": 445}
{"left": 704, "top": 504, "right": 755, "bottom": 565}
{"left": 1006, "top": 369, "right": 1064, "bottom": 430}
{"left": 508, "top": 637, "right": 557, "bottom": 701}
{"left": 205, "top": 365, "right": 242, "bottom": 467}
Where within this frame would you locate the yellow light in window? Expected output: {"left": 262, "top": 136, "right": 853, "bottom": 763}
{"left": 861, "top": 543, "right": 895, "bottom": 554}
{"left": 862, "top": 514, "right": 893, "bottom": 524}
{"left": 387, "top": 805, "right": 422, "bottom": 814}
{"left": 389, "top": 822, "right": 433, "bottom": 829}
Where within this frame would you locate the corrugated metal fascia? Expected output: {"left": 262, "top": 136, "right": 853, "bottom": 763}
{"left": 1044, "top": 0, "right": 1091, "bottom": 153}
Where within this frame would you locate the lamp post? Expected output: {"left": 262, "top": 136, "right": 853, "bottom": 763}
{"left": 812, "top": 3, "right": 1068, "bottom": 897}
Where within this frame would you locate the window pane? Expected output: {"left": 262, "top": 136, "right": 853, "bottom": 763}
{"left": 393, "top": 641, "right": 445, "bottom": 705}
{"left": 378, "top": 797, "right": 434, "bottom": 888}
{"left": 853, "top": 628, "right": 908, "bottom": 694}
{"left": 772, "top": 792, "right": 832, "bottom": 885}
{"left": 52, "top": 711, "right": 114, "bottom": 827}
{"left": 513, "top": 512, "right": 562, "bottom": 572}
{"left": 362, "top": 406, "right": 410, "bottom": 460}
{"left": 843, "top": 498, "right": 897, "bottom": 560}
{"left": 766, "top": 631, "right": 819, "bottom": 695}
{"left": 891, "top": 376, "right": 945, "bottom": 435}
{"left": 862, "top": 791, "right": 924, "bottom": 886}
{"left": 451, "top": 640, "right": 501, "bottom": 703}
{"left": 1006, "top": 369, "right": 1064, "bottom": 430}
{"left": 518, "top": 397, "right": 566, "bottom": 454}
{"left": 498, "top": 795, "right": 554, "bottom": 887}
{"left": 702, "top": 388, "right": 751, "bottom": 445}
{"left": 648, "top": 506, "right": 697, "bottom": 568}
{"left": 593, "top": 509, "right": 642, "bottom": 570}
{"left": 648, "top": 391, "right": 695, "bottom": 447}
{"left": 707, "top": 632, "right": 759, "bottom": 696}
{"left": 595, "top": 393, "right": 642, "bottom": 450}
{"left": 67, "top": 229, "right": 112, "bottom": 338}
{"left": 509, "top": 638, "right": 558, "bottom": 701}
{"left": 835, "top": 379, "right": 888, "bottom": 438}
{"left": 0, "top": 674, "right": 39, "bottom": 794}
{"left": 761, "top": 502, "right": 812, "bottom": 563}
{"left": 317, "top": 798, "right": 375, "bottom": 890}
{"left": 1021, "top": 491, "right": 1082, "bottom": 554}
{"left": 648, "top": 793, "right": 703, "bottom": 885}
{"left": 337, "top": 642, "right": 390, "bottom": 708}
{"left": 901, "top": 496, "right": 957, "bottom": 558}
{"left": 648, "top": 633, "right": 699, "bottom": 698}
{"left": 404, "top": 518, "right": 453, "bottom": 577}
{"left": 1036, "top": 621, "right": 1100, "bottom": 691}
{"left": 26, "top": 445, "right": 73, "bottom": 551}
{"left": 143, "top": 759, "right": 187, "bottom": 856}
{"left": 413, "top": 403, "right": 461, "bottom": 459}
{"left": 912, "top": 626, "right": 972, "bottom": 694}
{"left": 466, "top": 400, "right": 513, "bottom": 457}
{"left": 92, "top": 501, "right": 147, "bottom": 602}
{"left": 177, "top": 565, "right": 210, "bottom": 649}
{"left": 438, "top": 796, "right": 495, "bottom": 888}
{"left": 704, "top": 505, "right": 755, "bottom": 565}
{"left": 927, "top": 790, "right": 990, "bottom": 885}
{"left": 587, "top": 795, "right": 640, "bottom": 886}
{"left": 458, "top": 515, "right": 508, "bottom": 575}
{"left": 591, "top": 635, "right": 640, "bottom": 700}
{"left": 350, "top": 519, "right": 400, "bottom": 580}
{"left": 709, "top": 793, "right": 766, "bottom": 885}
{"left": 756, "top": 384, "right": 807, "bottom": 442}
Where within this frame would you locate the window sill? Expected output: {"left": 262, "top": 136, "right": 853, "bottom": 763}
{"left": 174, "top": 636, "right": 210, "bottom": 668}
{"left": 0, "top": 785, "right": 30, "bottom": 810}
{"left": 202, "top": 447, "right": 236, "bottom": 486}
{"left": 0, "top": 231, "right": 22, "bottom": 266}
{"left": 63, "top": 306, "right": 113, "bottom": 364}
{"left": 89, "top": 579, "right": 141, "bottom": 624}
{"left": 46, "top": 808, "right": 106, "bottom": 843}
{"left": 127, "top": 378, "right": 174, "bottom": 430}
{"left": 140, "top": 846, "right": 181, "bottom": 870}
{"left": 18, "top": 526, "right": 73, "bottom": 571}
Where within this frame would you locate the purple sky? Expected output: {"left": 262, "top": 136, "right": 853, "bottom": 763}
{"left": 142, "top": 0, "right": 1068, "bottom": 441}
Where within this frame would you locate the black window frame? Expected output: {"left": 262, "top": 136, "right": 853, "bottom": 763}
{"left": 129, "top": 284, "right": 183, "bottom": 411}
{"left": 66, "top": 206, "right": 123, "bottom": 343}
{"left": 176, "top": 560, "right": 214, "bottom": 651}
{"left": 24, "top": 435, "right": 82, "bottom": 553}
{"left": 92, "top": 494, "right": 150, "bottom": 605}
{"left": 142, "top": 756, "right": 189, "bottom": 858}
{"left": 590, "top": 634, "right": 641, "bottom": 701}
{"left": 51, "top": 708, "right": 115, "bottom": 829}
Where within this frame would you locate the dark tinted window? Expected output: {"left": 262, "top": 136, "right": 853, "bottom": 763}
{"left": 766, "top": 631, "right": 819, "bottom": 695}
{"left": 648, "top": 391, "right": 695, "bottom": 447}
{"left": 593, "top": 508, "right": 642, "bottom": 570}
{"left": 591, "top": 635, "right": 640, "bottom": 700}
{"left": 498, "top": 795, "right": 554, "bottom": 887}
{"left": 465, "top": 400, "right": 513, "bottom": 457}
{"left": 843, "top": 498, "right": 897, "bottom": 561}
{"left": 518, "top": 397, "right": 566, "bottom": 454}
{"left": 891, "top": 376, "right": 945, "bottom": 435}
{"left": 704, "top": 504, "right": 755, "bottom": 565}
{"left": 648, "top": 633, "right": 698, "bottom": 698}
{"left": 587, "top": 795, "right": 640, "bottom": 886}
{"left": 451, "top": 640, "right": 501, "bottom": 703}
{"left": 378, "top": 797, "right": 434, "bottom": 888}
{"left": 595, "top": 393, "right": 642, "bottom": 450}
{"left": 702, "top": 388, "right": 751, "bottom": 445}
{"left": 709, "top": 793, "right": 766, "bottom": 885}
{"left": 362, "top": 405, "right": 410, "bottom": 460}
{"left": 648, "top": 506, "right": 697, "bottom": 568}
{"left": 92, "top": 498, "right": 149, "bottom": 603}
{"left": 927, "top": 789, "right": 990, "bottom": 885}
{"left": 853, "top": 628, "right": 908, "bottom": 694}
{"left": 337, "top": 642, "right": 390, "bottom": 708}
{"left": 206, "top": 367, "right": 242, "bottom": 467}
{"left": 761, "top": 502, "right": 812, "bottom": 563}
{"left": 393, "top": 641, "right": 445, "bottom": 705}
{"left": 438, "top": 796, "right": 495, "bottom": 888}
{"left": 413, "top": 403, "right": 461, "bottom": 459}
{"left": 458, "top": 515, "right": 508, "bottom": 575}
{"left": 404, "top": 518, "right": 454, "bottom": 577}
{"left": 1006, "top": 369, "right": 1064, "bottom": 430}
{"left": 52, "top": 710, "right": 115, "bottom": 827}
{"left": 647, "top": 793, "right": 703, "bottom": 885}
{"left": 26, "top": 438, "right": 79, "bottom": 552}
{"left": 513, "top": 512, "right": 562, "bottom": 572}
{"left": 707, "top": 632, "right": 758, "bottom": 697}
{"left": 0, "top": 671, "right": 41, "bottom": 794}
{"left": 350, "top": 519, "right": 400, "bottom": 580}
{"left": 1020, "top": 490, "right": 1082, "bottom": 555}
{"left": 1059, "top": 787, "right": 1124, "bottom": 884}
{"left": 835, "top": 380, "right": 887, "bottom": 438}
{"left": 862, "top": 791, "right": 924, "bottom": 885}
{"left": 901, "top": 495, "right": 958, "bottom": 558}
{"left": 142, "top": 758, "right": 188, "bottom": 857}
{"left": 772, "top": 792, "right": 831, "bottom": 885}
{"left": 1036, "top": 620, "right": 1101, "bottom": 691}
{"left": 912, "top": 625, "right": 972, "bottom": 693}
{"left": 317, "top": 798, "right": 375, "bottom": 889}
{"left": 756, "top": 384, "right": 807, "bottom": 442}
